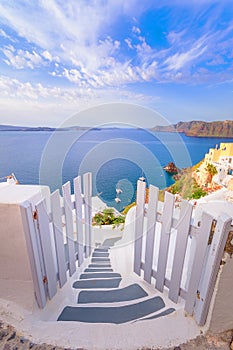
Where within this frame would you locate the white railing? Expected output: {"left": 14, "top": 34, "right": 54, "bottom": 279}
{"left": 133, "top": 179, "right": 232, "bottom": 326}
{"left": 20, "top": 173, "right": 92, "bottom": 308}
{"left": 20, "top": 173, "right": 232, "bottom": 326}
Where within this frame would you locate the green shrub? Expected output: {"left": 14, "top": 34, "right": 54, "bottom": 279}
{"left": 92, "top": 208, "right": 125, "bottom": 227}
{"left": 191, "top": 188, "right": 207, "bottom": 199}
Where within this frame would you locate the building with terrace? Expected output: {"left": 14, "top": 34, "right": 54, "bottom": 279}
{"left": 194, "top": 143, "right": 233, "bottom": 189}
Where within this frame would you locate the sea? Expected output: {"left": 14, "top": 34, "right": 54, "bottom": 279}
{"left": 1, "top": 128, "right": 233, "bottom": 211}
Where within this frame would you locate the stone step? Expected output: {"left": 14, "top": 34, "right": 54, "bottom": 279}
{"left": 72, "top": 277, "right": 122, "bottom": 289}
{"left": 88, "top": 263, "right": 112, "bottom": 268}
{"left": 92, "top": 252, "right": 110, "bottom": 258}
{"left": 80, "top": 272, "right": 121, "bottom": 280}
{"left": 78, "top": 283, "right": 148, "bottom": 304}
{"left": 138, "top": 308, "right": 176, "bottom": 321}
{"left": 57, "top": 296, "right": 165, "bottom": 323}
{"left": 94, "top": 248, "right": 109, "bottom": 253}
{"left": 84, "top": 268, "right": 113, "bottom": 273}
{"left": 91, "top": 257, "right": 110, "bottom": 263}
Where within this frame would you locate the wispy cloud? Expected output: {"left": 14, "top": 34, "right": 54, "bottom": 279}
{"left": 0, "top": 0, "right": 233, "bottom": 126}
{"left": 164, "top": 38, "right": 208, "bottom": 71}
{"left": 2, "top": 45, "right": 45, "bottom": 69}
{"left": 1, "top": 1, "right": 233, "bottom": 83}
{"left": 0, "top": 74, "right": 153, "bottom": 104}
{"left": 0, "top": 28, "right": 11, "bottom": 39}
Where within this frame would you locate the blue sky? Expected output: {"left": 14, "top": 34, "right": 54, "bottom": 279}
{"left": 0, "top": 0, "right": 232, "bottom": 127}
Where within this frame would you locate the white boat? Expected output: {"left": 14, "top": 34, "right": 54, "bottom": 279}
{"left": 115, "top": 197, "right": 121, "bottom": 203}
{"left": 116, "top": 188, "right": 122, "bottom": 194}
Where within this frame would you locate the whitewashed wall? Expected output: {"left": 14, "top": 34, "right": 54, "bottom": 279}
{"left": 207, "top": 254, "right": 233, "bottom": 333}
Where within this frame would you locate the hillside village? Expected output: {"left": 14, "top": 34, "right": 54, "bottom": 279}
{"left": 193, "top": 142, "right": 233, "bottom": 200}
{"left": 163, "top": 142, "right": 233, "bottom": 207}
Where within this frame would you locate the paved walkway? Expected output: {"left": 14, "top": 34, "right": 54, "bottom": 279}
{"left": 0, "top": 321, "right": 232, "bottom": 350}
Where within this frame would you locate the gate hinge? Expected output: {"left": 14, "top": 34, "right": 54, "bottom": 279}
{"left": 43, "top": 276, "right": 48, "bottom": 284}
{"left": 33, "top": 210, "right": 38, "bottom": 220}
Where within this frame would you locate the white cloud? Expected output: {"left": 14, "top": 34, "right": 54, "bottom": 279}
{"left": 125, "top": 38, "right": 133, "bottom": 49}
{"left": 0, "top": 74, "right": 153, "bottom": 104}
{"left": 42, "top": 50, "right": 53, "bottom": 61}
{"left": 164, "top": 38, "right": 208, "bottom": 71}
{"left": 167, "top": 30, "right": 186, "bottom": 44}
{"left": 0, "top": 0, "right": 232, "bottom": 89}
{"left": 0, "top": 73, "right": 158, "bottom": 126}
{"left": 0, "top": 1, "right": 137, "bottom": 64}
{"left": 2, "top": 45, "right": 45, "bottom": 69}
{"left": 0, "top": 28, "right": 10, "bottom": 39}
{"left": 62, "top": 57, "right": 160, "bottom": 87}
{"left": 132, "top": 26, "right": 141, "bottom": 35}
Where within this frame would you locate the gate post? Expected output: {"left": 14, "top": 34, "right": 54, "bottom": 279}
{"left": 134, "top": 179, "right": 146, "bottom": 276}
{"left": 20, "top": 201, "right": 47, "bottom": 308}
{"left": 84, "top": 172, "right": 92, "bottom": 257}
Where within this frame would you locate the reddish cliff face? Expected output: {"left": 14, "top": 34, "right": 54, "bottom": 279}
{"left": 151, "top": 120, "right": 233, "bottom": 137}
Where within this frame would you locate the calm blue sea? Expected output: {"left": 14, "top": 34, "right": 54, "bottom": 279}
{"left": 1, "top": 128, "right": 233, "bottom": 211}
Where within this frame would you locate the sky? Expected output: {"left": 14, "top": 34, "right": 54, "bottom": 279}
{"left": 0, "top": 0, "right": 233, "bottom": 127}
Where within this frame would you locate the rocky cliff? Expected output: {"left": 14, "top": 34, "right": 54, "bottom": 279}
{"left": 151, "top": 120, "right": 233, "bottom": 137}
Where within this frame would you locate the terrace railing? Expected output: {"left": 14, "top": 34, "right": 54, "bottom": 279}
{"left": 133, "top": 179, "right": 232, "bottom": 326}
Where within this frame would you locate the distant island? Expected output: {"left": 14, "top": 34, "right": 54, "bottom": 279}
{"left": 0, "top": 125, "right": 91, "bottom": 132}
{"left": 150, "top": 120, "right": 233, "bottom": 138}
{"left": 0, "top": 125, "right": 127, "bottom": 132}
{"left": 0, "top": 120, "right": 233, "bottom": 137}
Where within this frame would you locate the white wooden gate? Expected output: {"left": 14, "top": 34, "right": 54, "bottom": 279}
{"left": 134, "top": 180, "right": 232, "bottom": 326}
{"left": 20, "top": 173, "right": 92, "bottom": 309}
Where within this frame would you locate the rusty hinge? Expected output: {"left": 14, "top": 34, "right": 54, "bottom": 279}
{"left": 43, "top": 276, "right": 48, "bottom": 284}
{"left": 33, "top": 210, "right": 38, "bottom": 220}
{"left": 197, "top": 290, "right": 200, "bottom": 300}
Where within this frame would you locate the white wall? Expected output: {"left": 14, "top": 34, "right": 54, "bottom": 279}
{"left": 0, "top": 203, "right": 35, "bottom": 310}
{"left": 208, "top": 254, "right": 233, "bottom": 333}
{"left": 0, "top": 184, "right": 51, "bottom": 311}
{"left": 91, "top": 224, "right": 123, "bottom": 247}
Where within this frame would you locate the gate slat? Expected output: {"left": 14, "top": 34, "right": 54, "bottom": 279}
{"left": 51, "top": 190, "right": 67, "bottom": 287}
{"left": 62, "top": 182, "right": 76, "bottom": 276}
{"left": 134, "top": 179, "right": 146, "bottom": 276}
{"left": 155, "top": 191, "right": 174, "bottom": 292}
{"left": 74, "top": 176, "right": 84, "bottom": 266}
{"left": 168, "top": 200, "right": 193, "bottom": 303}
{"left": 144, "top": 185, "right": 159, "bottom": 283}
{"left": 36, "top": 199, "right": 57, "bottom": 299}
{"left": 194, "top": 213, "right": 232, "bottom": 326}
{"left": 20, "top": 202, "right": 47, "bottom": 308}
{"left": 185, "top": 212, "right": 213, "bottom": 315}
{"left": 84, "top": 172, "right": 92, "bottom": 257}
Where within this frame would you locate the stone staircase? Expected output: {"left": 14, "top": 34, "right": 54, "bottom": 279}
{"left": 58, "top": 238, "right": 175, "bottom": 323}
